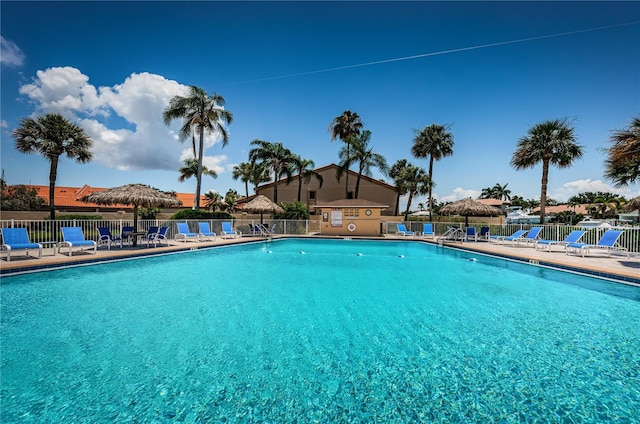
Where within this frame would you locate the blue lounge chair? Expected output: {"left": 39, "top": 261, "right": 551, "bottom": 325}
{"left": 465, "top": 227, "right": 477, "bottom": 242}
{"left": 489, "top": 229, "right": 527, "bottom": 245}
{"left": 175, "top": 222, "right": 199, "bottom": 242}
{"left": 1, "top": 227, "right": 43, "bottom": 261}
{"left": 97, "top": 227, "right": 123, "bottom": 249}
{"left": 395, "top": 224, "right": 415, "bottom": 236}
{"left": 512, "top": 227, "right": 543, "bottom": 246}
{"left": 535, "top": 230, "right": 586, "bottom": 252}
{"left": 148, "top": 226, "right": 169, "bottom": 247}
{"left": 59, "top": 227, "right": 97, "bottom": 256}
{"left": 421, "top": 223, "right": 434, "bottom": 238}
{"left": 198, "top": 222, "right": 217, "bottom": 241}
{"left": 479, "top": 227, "right": 490, "bottom": 241}
{"left": 221, "top": 221, "right": 241, "bottom": 239}
{"left": 566, "top": 230, "right": 629, "bottom": 257}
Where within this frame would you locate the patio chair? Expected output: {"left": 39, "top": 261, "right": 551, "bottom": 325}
{"left": 489, "top": 229, "right": 527, "bottom": 245}
{"left": 198, "top": 222, "right": 217, "bottom": 241}
{"left": 421, "top": 223, "right": 434, "bottom": 238}
{"left": 97, "top": 227, "right": 123, "bottom": 249}
{"left": 479, "top": 227, "right": 490, "bottom": 241}
{"left": 512, "top": 227, "right": 543, "bottom": 247}
{"left": 142, "top": 226, "right": 159, "bottom": 246}
{"left": 120, "top": 226, "right": 134, "bottom": 246}
{"left": 221, "top": 221, "right": 241, "bottom": 239}
{"left": 1, "top": 227, "right": 43, "bottom": 262}
{"left": 148, "top": 226, "right": 169, "bottom": 247}
{"left": 395, "top": 224, "right": 415, "bottom": 236}
{"left": 175, "top": 222, "right": 199, "bottom": 243}
{"left": 566, "top": 230, "right": 629, "bottom": 258}
{"left": 534, "top": 230, "right": 586, "bottom": 252}
{"left": 465, "top": 227, "right": 477, "bottom": 242}
{"left": 59, "top": 227, "right": 97, "bottom": 256}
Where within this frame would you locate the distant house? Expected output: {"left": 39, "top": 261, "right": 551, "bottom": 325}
{"left": 475, "top": 198, "right": 509, "bottom": 213}
{"left": 20, "top": 185, "right": 199, "bottom": 212}
{"left": 254, "top": 164, "right": 398, "bottom": 216}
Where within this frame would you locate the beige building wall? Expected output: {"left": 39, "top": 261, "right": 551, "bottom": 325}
{"left": 317, "top": 206, "right": 385, "bottom": 236}
{"left": 256, "top": 164, "right": 398, "bottom": 215}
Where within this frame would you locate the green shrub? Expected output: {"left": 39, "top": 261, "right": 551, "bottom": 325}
{"left": 170, "top": 210, "right": 233, "bottom": 220}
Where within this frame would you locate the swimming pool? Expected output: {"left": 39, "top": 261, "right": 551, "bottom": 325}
{"left": 1, "top": 238, "right": 639, "bottom": 422}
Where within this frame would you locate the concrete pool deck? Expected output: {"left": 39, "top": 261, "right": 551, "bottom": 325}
{"left": 1, "top": 235, "right": 638, "bottom": 285}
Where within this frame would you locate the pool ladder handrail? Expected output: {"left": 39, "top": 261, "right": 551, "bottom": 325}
{"left": 437, "top": 226, "right": 464, "bottom": 244}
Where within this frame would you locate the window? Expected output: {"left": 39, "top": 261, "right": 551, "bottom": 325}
{"left": 347, "top": 191, "right": 354, "bottom": 199}
{"left": 309, "top": 191, "right": 316, "bottom": 200}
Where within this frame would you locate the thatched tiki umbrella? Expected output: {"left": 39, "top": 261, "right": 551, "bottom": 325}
{"left": 242, "top": 195, "right": 284, "bottom": 224}
{"left": 625, "top": 196, "right": 640, "bottom": 212}
{"left": 439, "top": 197, "right": 501, "bottom": 227}
{"left": 81, "top": 184, "right": 182, "bottom": 244}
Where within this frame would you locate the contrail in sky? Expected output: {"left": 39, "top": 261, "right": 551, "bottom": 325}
{"left": 224, "top": 21, "right": 639, "bottom": 86}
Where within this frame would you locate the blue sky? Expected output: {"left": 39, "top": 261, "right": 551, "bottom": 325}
{"left": 1, "top": 1, "right": 639, "bottom": 210}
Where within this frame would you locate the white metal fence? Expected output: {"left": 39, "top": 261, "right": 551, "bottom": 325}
{"left": 1, "top": 219, "right": 638, "bottom": 253}
{"left": 384, "top": 221, "right": 640, "bottom": 253}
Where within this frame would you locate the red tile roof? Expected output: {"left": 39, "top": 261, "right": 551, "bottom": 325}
{"left": 26, "top": 185, "right": 201, "bottom": 210}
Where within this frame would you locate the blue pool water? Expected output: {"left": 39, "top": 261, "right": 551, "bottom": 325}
{"left": 1, "top": 239, "right": 639, "bottom": 423}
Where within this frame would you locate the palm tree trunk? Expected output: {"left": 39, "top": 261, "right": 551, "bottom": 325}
{"left": 404, "top": 191, "right": 414, "bottom": 221}
{"left": 355, "top": 168, "right": 363, "bottom": 199}
{"left": 245, "top": 182, "right": 249, "bottom": 198}
{"left": 345, "top": 144, "right": 350, "bottom": 199}
{"left": 428, "top": 156, "right": 434, "bottom": 221}
{"left": 394, "top": 192, "right": 401, "bottom": 216}
{"left": 48, "top": 157, "right": 59, "bottom": 220}
{"left": 539, "top": 159, "right": 549, "bottom": 224}
{"left": 273, "top": 165, "right": 279, "bottom": 203}
{"left": 297, "top": 179, "right": 302, "bottom": 202}
{"left": 194, "top": 126, "right": 205, "bottom": 210}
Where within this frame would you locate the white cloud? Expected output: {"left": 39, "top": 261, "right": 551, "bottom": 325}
{"left": 0, "top": 36, "right": 25, "bottom": 68}
{"left": 0, "top": 120, "right": 8, "bottom": 128}
{"left": 551, "top": 179, "right": 640, "bottom": 202}
{"left": 17, "top": 67, "right": 232, "bottom": 175}
{"left": 438, "top": 187, "right": 481, "bottom": 203}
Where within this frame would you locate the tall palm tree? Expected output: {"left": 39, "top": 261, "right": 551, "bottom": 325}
{"left": 232, "top": 162, "right": 256, "bottom": 198}
{"left": 389, "top": 159, "right": 410, "bottom": 216}
{"left": 397, "top": 165, "right": 433, "bottom": 221}
{"left": 178, "top": 158, "right": 217, "bottom": 183}
{"left": 328, "top": 110, "right": 363, "bottom": 198}
{"left": 13, "top": 113, "right": 93, "bottom": 220}
{"left": 337, "top": 130, "right": 388, "bottom": 198}
{"left": 511, "top": 118, "right": 583, "bottom": 224}
{"left": 411, "top": 123, "right": 454, "bottom": 221}
{"left": 163, "top": 86, "right": 233, "bottom": 210}
{"left": 248, "top": 140, "right": 294, "bottom": 203}
{"left": 604, "top": 116, "right": 640, "bottom": 187}
{"left": 290, "top": 155, "right": 323, "bottom": 202}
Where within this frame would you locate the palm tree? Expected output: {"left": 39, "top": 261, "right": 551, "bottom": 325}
{"left": 13, "top": 113, "right": 93, "bottom": 220}
{"left": 203, "top": 190, "right": 223, "bottom": 211}
{"left": 492, "top": 183, "right": 511, "bottom": 201}
{"left": 178, "top": 158, "right": 217, "bottom": 183}
{"left": 328, "top": 110, "right": 363, "bottom": 198}
{"left": 248, "top": 140, "right": 294, "bottom": 203}
{"left": 604, "top": 116, "right": 640, "bottom": 187}
{"left": 389, "top": 159, "right": 410, "bottom": 216}
{"left": 232, "top": 162, "right": 256, "bottom": 198}
{"left": 591, "top": 194, "right": 623, "bottom": 218}
{"left": 511, "top": 118, "right": 583, "bottom": 224}
{"left": 417, "top": 202, "right": 426, "bottom": 211}
{"left": 411, "top": 123, "right": 454, "bottom": 221}
{"left": 479, "top": 187, "right": 494, "bottom": 199}
{"left": 397, "top": 165, "right": 433, "bottom": 221}
{"left": 163, "top": 86, "right": 233, "bottom": 210}
{"left": 337, "top": 130, "right": 388, "bottom": 198}
{"left": 290, "top": 155, "right": 323, "bottom": 202}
